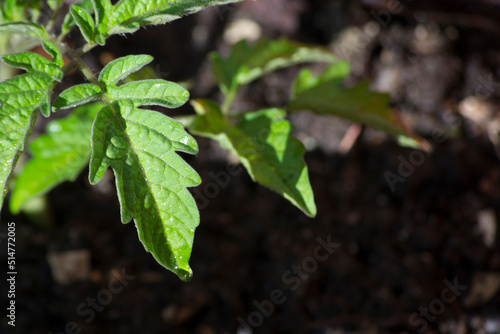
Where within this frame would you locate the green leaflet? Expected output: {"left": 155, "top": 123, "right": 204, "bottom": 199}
{"left": 92, "top": 0, "right": 245, "bottom": 38}
{"left": 9, "top": 102, "right": 103, "bottom": 213}
{"left": 97, "top": 54, "right": 190, "bottom": 107}
{"left": 96, "top": 54, "right": 190, "bottom": 108}
{"left": 107, "top": 79, "right": 189, "bottom": 108}
{"left": 61, "top": 0, "right": 94, "bottom": 37}
{"left": 189, "top": 99, "right": 316, "bottom": 217}
{"left": 0, "top": 72, "right": 54, "bottom": 209}
{"left": 42, "top": 41, "right": 64, "bottom": 68}
{"left": 1, "top": 0, "right": 15, "bottom": 20}
{"left": 99, "top": 54, "right": 154, "bottom": 86}
{"left": 2, "top": 51, "right": 63, "bottom": 80}
{"left": 53, "top": 84, "right": 102, "bottom": 110}
{"left": 89, "top": 100, "right": 201, "bottom": 281}
{"left": 2, "top": 0, "right": 24, "bottom": 22}
{"left": 0, "top": 0, "right": 43, "bottom": 22}
{"left": 70, "top": 5, "right": 96, "bottom": 45}
{"left": 92, "top": 0, "right": 112, "bottom": 36}
{"left": 2, "top": 46, "right": 63, "bottom": 117}
{"left": 210, "top": 37, "right": 338, "bottom": 97}
{"left": 288, "top": 62, "right": 425, "bottom": 149}
{"left": 0, "top": 21, "right": 48, "bottom": 39}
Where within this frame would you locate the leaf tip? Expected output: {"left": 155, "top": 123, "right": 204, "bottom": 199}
{"left": 177, "top": 268, "right": 193, "bottom": 282}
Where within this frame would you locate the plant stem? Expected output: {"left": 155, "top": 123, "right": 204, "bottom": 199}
{"left": 221, "top": 88, "right": 237, "bottom": 116}
{"left": 74, "top": 56, "right": 100, "bottom": 87}
{"left": 66, "top": 47, "right": 114, "bottom": 109}
{"left": 0, "top": 34, "right": 14, "bottom": 81}
{"left": 46, "top": 3, "right": 65, "bottom": 34}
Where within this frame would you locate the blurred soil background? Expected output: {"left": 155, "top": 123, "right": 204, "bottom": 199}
{"left": 2, "top": 0, "right": 500, "bottom": 333}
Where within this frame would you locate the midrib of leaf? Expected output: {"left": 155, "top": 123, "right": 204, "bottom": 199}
{"left": 123, "top": 116, "right": 197, "bottom": 230}
{"left": 132, "top": 145, "right": 197, "bottom": 234}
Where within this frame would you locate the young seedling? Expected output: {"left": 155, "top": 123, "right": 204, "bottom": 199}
{"left": 0, "top": 0, "right": 424, "bottom": 281}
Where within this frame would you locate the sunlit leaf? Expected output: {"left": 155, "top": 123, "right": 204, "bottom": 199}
{"left": 53, "top": 84, "right": 102, "bottom": 110}
{"left": 2, "top": 51, "right": 63, "bottom": 80}
{"left": 98, "top": 54, "right": 153, "bottom": 86}
{"left": 0, "top": 72, "right": 54, "bottom": 210}
{"left": 89, "top": 100, "right": 200, "bottom": 281}
{"left": 189, "top": 99, "right": 316, "bottom": 217}
{"left": 92, "top": 0, "right": 245, "bottom": 38}
{"left": 107, "top": 79, "right": 189, "bottom": 108}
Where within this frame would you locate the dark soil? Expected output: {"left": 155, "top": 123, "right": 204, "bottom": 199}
{"left": 2, "top": 1, "right": 500, "bottom": 333}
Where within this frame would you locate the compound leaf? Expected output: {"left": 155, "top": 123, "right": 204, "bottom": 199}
{"left": 0, "top": 72, "right": 54, "bottom": 210}
{"left": 288, "top": 62, "right": 425, "bottom": 149}
{"left": 89, "top": 100, "right": 200, "bottom": 281}
{"left": 53, "top": 84, "right": 102, "bottom": 110}
{"left": 210, "top": 37, "right": 338, "bottom": 96}
{"left": 189, "top": 99, "right": 316, "bottom": 217}
{"left": 9, "top": 102, "right": 103, "bottom": 214}
{"left": 107, "top": 79, "right": 189, "bottom": 108}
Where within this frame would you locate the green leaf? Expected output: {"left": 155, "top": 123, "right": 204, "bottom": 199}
{"left": 39, "top": 91, "right": 52, "bottom": 117}
{"left": 189, "top": 99, "right": 316, "bottom": 217}
{"left": 2, "top": 0, "right": 21, "bottom": 21}
{"left": 94, "top": 0, "right": 244, "bottom": 37}
{"left": 9, "top": 102, "right": 103, "bottom": 214}
{"left": 54, "top": 84, "right": 102, "bottom": 110}
{"left": 42, "top": 41, "right": 64, "bottom": 68}
{"left": 0, "top": 21, "right": 48, "bottom": 39}
{"left": 0, "top": 72, "right": 54, "bottom": 210}
{"left": 107, "top": 79, "right": 189, "bottom": 108}
{"left": 210, "top": 37, "right": 338, "bottom": 97}
{"left": 98, "top": 54, "right": 153, "bottom": 86}
{"left": 61, "top": 0, "right": 94, "bottom": 37}
{"left": 70, "top": 5, "right": 96, "bottom": 45}
{"left": 92, "top": 0, "right": 112, "bottom": 35}
{"left": 89, "top": 99, "right": 200, "bottom": 281}
{"left": 2, "top": 52, "right": 63, "bottom": 80}
{"left": 47, "top": 0, "right": 64, "bottom": 11}
{"left": 288, "top": 62, "right": 425, "bottom": 149}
